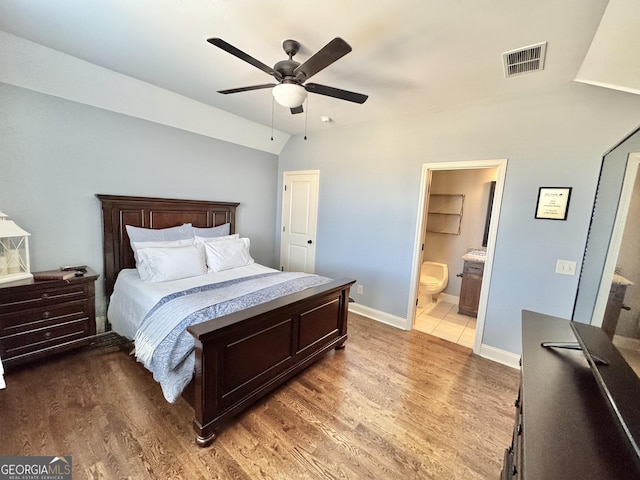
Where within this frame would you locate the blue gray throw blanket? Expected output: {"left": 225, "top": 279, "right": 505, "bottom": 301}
{"left": 134, "top": 271, "right": 331, "bottom": 403}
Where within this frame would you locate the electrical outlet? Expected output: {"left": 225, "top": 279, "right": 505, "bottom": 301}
{"left": 357, "top": 284, "right": 364, "bottom": 294}
{"left": 556, "top": 259, "right": 577, "bottom": 275}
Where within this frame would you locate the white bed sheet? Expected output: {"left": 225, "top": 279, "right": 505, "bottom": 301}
{"left": 107, "top": 263, "right": 278, "bottom": 339}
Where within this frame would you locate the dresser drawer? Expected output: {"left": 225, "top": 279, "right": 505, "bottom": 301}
{"left": 463, "top": 261, "right": 484, "bottom": 275}
{"left": 0, "top": 318, "right": 90, "bottom": 359}
{"left": 0, "top": 299, "right": 88, "bottom": 335}
{"left": 0, "top": 283, "right": 88, "bottom": 314}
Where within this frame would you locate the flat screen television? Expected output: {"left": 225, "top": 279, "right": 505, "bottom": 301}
{"left": 567, "top": 321, "right": 640, "bottom": 464}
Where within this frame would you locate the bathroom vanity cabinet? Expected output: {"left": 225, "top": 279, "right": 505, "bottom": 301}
{"left": 458, "top": 260, "right": 483, "bottom": 317}
{"left": 601, "top": 277, "right": 632, "bottom": 339}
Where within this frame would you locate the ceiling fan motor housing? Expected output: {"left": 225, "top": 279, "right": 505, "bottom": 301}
{"left": 276, "top": 39, "right": 303, "bottom": 82}
{"left": 274, "top": 59, "right": 301, "bottom": 81}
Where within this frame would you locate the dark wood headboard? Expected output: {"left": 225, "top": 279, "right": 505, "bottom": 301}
{"left": 97, "top": 194, "right": 239, "bottom": 297}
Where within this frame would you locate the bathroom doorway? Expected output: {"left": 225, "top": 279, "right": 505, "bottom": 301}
{"left": 408, "top": 160, "right": 507, "bottom": 354}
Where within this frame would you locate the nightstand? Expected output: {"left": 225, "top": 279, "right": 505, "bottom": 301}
{"left": 0, "top": 268, "right": 99, "bottom": 368}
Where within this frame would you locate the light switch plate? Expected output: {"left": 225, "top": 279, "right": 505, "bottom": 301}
{"left": 556, "top": 259, "right": 577, "bottom": 275}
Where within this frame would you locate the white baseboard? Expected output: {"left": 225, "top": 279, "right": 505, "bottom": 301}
{"left": 438, "top": 292, "right": 459, "bottom": 305}
{"left": 479, "top": 344, "right": 521, "bottom": 369}
{"left": 96, "top": 315, "right": 107, "bottom": 334}
{"left": 348, "top": 303, "right": 409, "bottom": 330}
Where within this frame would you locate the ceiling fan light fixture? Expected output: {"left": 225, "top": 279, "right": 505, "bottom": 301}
{"left": 272, "top": 83, "right": 307, "bottom": 108}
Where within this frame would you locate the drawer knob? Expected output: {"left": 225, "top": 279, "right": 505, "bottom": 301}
{"left": 43, "top": 311, "right": 50, "bottom": 319}
{"left": 44, "top": 332, "right": 52, "bottom": 339}
{"left": 42, "top": 293, "right": 49, "bottom": 299}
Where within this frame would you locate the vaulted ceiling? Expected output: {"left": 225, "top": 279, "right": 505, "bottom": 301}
{"left": 0, "top": 0, "right": 613, "bottom": 135}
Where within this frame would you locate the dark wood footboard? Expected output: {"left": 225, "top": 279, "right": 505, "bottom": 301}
{"left": 187, "top": 278, "right": 354, "bottom": 447}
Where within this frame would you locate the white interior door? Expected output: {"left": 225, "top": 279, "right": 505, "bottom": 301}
{"left": 280, "top": 170, "right": 319, "bottom": 273}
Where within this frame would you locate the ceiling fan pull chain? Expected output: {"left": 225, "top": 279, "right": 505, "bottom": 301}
{"left": 304, "top": 96, "right": 308, "bottom": 141}
{"left": 270, "top": 96, "right": 275, "bottom": 141}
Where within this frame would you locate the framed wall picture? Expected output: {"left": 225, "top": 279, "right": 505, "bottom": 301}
{"left": 535, "top": 187, "right": 572, "bottom": 220}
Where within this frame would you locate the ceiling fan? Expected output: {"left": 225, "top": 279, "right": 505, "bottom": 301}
{"left": 207, "top": 37, "right": 368, "bottom": 114}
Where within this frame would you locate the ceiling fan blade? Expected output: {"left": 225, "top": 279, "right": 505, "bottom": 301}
{"left": 207, "top": 38, "right": 283, "bottom": 81}
{"left": 294, "top": 37, "right": 352, "bottom": 81}
{"left": 305, "top": 83, "right": 368, "bottom": 104}
{"left": 217, "top": 83, "right": 276, "bottom": 94}
{"left": 290, "top": 105, "right": 304, "bottom": 115}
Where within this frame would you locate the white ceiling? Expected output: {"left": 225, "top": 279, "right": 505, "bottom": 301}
{"left": 576, "top": 0, "right": 640, "bottom": 96}
{"left": 0, "top": 0, "right": 611, "bottom": 135}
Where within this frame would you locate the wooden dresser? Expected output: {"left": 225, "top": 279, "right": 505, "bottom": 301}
{"left": 0, "top": 268, "right": 98, "bottom": 368}
{"left": 502, "top": 310, "right": 640, "bottom": 479}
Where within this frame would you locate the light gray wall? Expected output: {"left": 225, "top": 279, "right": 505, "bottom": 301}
{"left": 0, "top": 84, "right": 279, "bottom": 317}
{"left": 278, "top": 83, "right": 640, "bottom": 354}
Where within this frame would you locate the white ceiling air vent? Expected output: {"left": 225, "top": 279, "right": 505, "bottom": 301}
{"left": 502, "top": 42, "right": 547, "bottom": 77}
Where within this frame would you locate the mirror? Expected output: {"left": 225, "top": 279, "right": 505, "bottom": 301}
{"left": 574, "top": 125, "right": 640, "bottom": 332}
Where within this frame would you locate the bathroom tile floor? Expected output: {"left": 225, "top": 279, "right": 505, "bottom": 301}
{"left": 414, "top": 299, "right": 476, "bottom": 348}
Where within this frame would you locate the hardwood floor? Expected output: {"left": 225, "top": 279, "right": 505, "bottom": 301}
{"left": 0, "top": 313, "right": 519, "bottom": 479}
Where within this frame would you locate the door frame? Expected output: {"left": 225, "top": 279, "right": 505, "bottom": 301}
{"left": 590, "top": 152, "right": 640, "bottom": 327}
{"left": 408, "top": 159, "right": 508, "bottom": 354}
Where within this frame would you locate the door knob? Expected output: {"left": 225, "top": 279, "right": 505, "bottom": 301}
{"left": 307, "top": 240, "right": 313, "bottom": 244}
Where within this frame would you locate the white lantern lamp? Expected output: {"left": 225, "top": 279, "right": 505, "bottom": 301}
{"left": 0, "top": 211, "right": 32, "bottom": 284}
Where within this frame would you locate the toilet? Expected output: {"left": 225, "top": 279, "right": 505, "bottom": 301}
{"left": 418, "top": 261, "right": 449, "bottom": 307}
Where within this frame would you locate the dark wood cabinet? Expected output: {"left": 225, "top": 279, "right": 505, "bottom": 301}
{"left": 0, "top": 268, "right": 98, "bottom": 368}
{"left": 501, "top": 311, "right": 640, "bottom": 479}
{"left": 458, "top": 260, "right": 483, "bottom": 317}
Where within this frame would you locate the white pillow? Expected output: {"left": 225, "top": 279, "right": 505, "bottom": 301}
{"left": 194, "top": 233, "right": 239, "bottom": 244}
{"left": 204, "top": 237, "right": 254, "bottom": 273}
{"left": 131, "top": 238, "right": 194, "bottom": 264}
{"left": 126, "top": 223, "right": 194, "bottom": 243}
{"left": 136, "top": 244, "right": 206, "bottom": 282}
{"left": 193, "top": 223, "right": 230, "bottom": 238}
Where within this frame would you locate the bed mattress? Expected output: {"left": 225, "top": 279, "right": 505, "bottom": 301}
{"left": 107, "top": 263, "right": 278, "bottom": 339}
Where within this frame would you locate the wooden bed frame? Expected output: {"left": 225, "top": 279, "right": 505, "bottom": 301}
{"left": 97, "top": 194, "right": 354, "bottom": 447}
